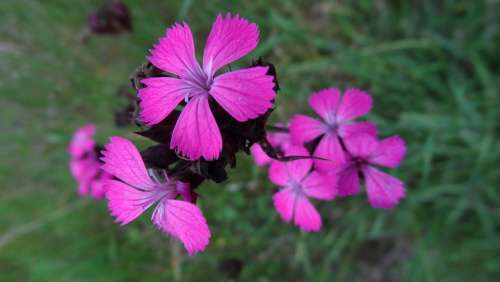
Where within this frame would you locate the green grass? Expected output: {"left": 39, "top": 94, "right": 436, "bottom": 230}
{"left": 1, "top": 0, "right": 499, "bottom": 281}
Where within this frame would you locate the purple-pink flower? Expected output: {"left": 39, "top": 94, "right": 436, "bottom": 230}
{"left": 289, "top": 88, "right": 376, "bottom": 171}
{"left": 101, "top": 137, "right": 210, "bottom": 255}
{"left": 139, "top": 13, "right": 276, "bottom": 160}
{"left": 337, "top": 133, "right": 406, "bottom": 208}
{"left": 269, "top": 146, "right": 337, "bottom": 231}
{"left": 68, "top": 124, "right": 111, "bottom": 199}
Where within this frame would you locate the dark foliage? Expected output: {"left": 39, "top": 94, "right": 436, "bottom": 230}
{"left": 87, "top": 0, "right": 132, "bottom": 34}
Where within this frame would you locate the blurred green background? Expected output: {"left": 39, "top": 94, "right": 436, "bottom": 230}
{"left": 1, "top": 0, "right": 499, "bottom": 281}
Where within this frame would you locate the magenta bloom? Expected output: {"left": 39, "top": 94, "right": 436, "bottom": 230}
{"left": 101, "top": 137, "right": 210, "bottom": 255}
{"left": 69, "top": 124, "right": 110, "bottom": 199}
{"left": 139, "top": 13, "right": 276, "bottom": 160}
{"left": 289, "top": 88, "right": 376, "bottom": 171}
{"left": 269, "top": 146, "right": 337, "bottom": 231}
{"left": 338, "top": 133, "right": 406, "bottom": 208}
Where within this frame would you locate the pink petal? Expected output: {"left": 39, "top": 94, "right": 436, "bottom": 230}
{"left": 203, "top": 13, "right": 259, "bottom": 76}
{"left": 148, "top": 22, "right": 200, "bottom": 77}
{"left": 105, "top": 180, "right": 155, "bottom": 225}
{"left": 138, "top": 77, "right": 189, "bottom": 126}
{"left": 267, "top": 130, "right": 292, "bottom": 150}
{"left": 210, "top": 66, "right": 275, "bottom": 122}
{"left": 309, "top": 88, "right": 341, "bottom": 124}
{"left": 170, "top": 96, "right": 222, "bottom": 160}
{"left": 313, "top": 134, "right": 345, "bottom": 172}
{"left": 272, "top": 189, "right": 322, "bottom": 232}
{"left": 152, "top": 199, "right": 211, "bottom": 255}
{"left": 343, "top": 133, "right": 379, "bottom": 159}
{"left": 337, "top": 165, "right": 360, "bottom": 197}
{"left": 369, "top": 135, "right": 406, "bottom": 168}
{"left": 90, "top": 172, "right": 113, "bottom": 199}
{"left": 269, "top": 161, "right": 287, "bottom": 186}
{"left": 250, "top": 143, "right": 271, "bottom": 167}
{"left": 363, "top": 166, "right": 405, "bottom": 209}
{"left": 293, "top": 195, "right": 322, "bottom": 232}
{"left": 71, "top": 158, "right": 100, "bottom": 194}
{"left": 289, "top": 114, "right": 326, "bottom": 144}
{"left": 269, "top": 146, "right": 312, "bottom": 186}
{"left": 101, "top": 137, "right": 156, "bottom": 189}
{"left": 338, "top": 121, "right": 377, "bottom": 138}
{"left": 78, "top": 181, "right": 91, "bottom": 196}
{"left": 283, "top": 146, "right": 312, "bottom": 182}
{"left": 272, "top": 189, "right": 294, "bottom": 223}
{"left": 70, "top": 158, "right": 88, "bottom": 179}
{"left": 336, "top": 88, "right": 373, "bottom": 123}
{"left": 301, "top": 171, "right": 337, "bottom": 200}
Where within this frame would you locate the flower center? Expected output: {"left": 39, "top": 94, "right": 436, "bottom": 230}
{"left": 352, "top": 157, "right": 366, "bottom": 169}
{"left": 153, "top": 182, "right": 178, "bottom": 200}
{"left": 287, "top": 179, "right": 303, "bottom": 193}
{"left": 183, "top": 66, "right": 213, "bottom": 102}
{"left": 192, "top": 71, "right": 212, "bottom": 90}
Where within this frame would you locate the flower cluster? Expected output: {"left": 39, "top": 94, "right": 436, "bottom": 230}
{"left": 69, "top": 13, "right": 406, "bottom": 255}
{"left": 252, "top": 88, "right": 406, "bottom": 231}
{"left": 68, "top": 124, "right": 112, "bottom": 199}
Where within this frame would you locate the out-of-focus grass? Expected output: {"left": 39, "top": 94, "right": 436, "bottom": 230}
{"left": 1, "top": 0, "right": 499, "bottom": 281}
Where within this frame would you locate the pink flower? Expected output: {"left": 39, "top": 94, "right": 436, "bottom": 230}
{"left": 289, "top": 88, "right": 376, "bottom": 171}
{"left": 337, "top": 133, "right": 406, "bottom": 208}
{"left": 269, "top": 146, "right": 337, "bottom": 231}
{"left": 68, "top": 124, "right": 96, "bottom": 159}
{"left": 68, "top": 124, "right": 110, "bottom": 199}
{"left": 139, "top": 13, "right": 276, "bottom": 160}
{"left": 101, "top": 137, "right": 210, "bottom": 255}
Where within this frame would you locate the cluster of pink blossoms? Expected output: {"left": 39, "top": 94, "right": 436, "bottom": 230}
{"left": 68, "top": 124, "right": 112, "bottom": 199}
{"left": 251, "top": 88, "right": 406, "bottom": 231}
{"left": 69, "top": 13, "right": 406, "bottom": 255}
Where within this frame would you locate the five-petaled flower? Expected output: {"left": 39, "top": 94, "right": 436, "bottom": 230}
{"left": 139, "top": 13, "right": 276, "bottom": 160}
{"left": 337, "top": 133, "right": 406, "bottom": 208}
{"left": 289, "top": 88, "right": 376, "bottom": 172}
{"left": 269, "top": 146, "right": 337, "bottom": 231}
{"left": 101, "top": 137, "right": 210, "bottom": 255}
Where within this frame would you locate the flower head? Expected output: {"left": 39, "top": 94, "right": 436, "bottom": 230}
{"left": 289, "top": 88, "right": 376, "bottom": 171}
{"left": 269, "top": 146, "right": 337, "bottom": 231}
{"left": 68, "top": 124, "right": 111, "bottom": 199}
{"left": 101, "top": 137, "right": 210, "bottom": 255}
{"left": 139, "top": 13, "right": 276, "bottom": 160}
{"left": 337, "top": 133, "right": 406, "bottom": 208}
